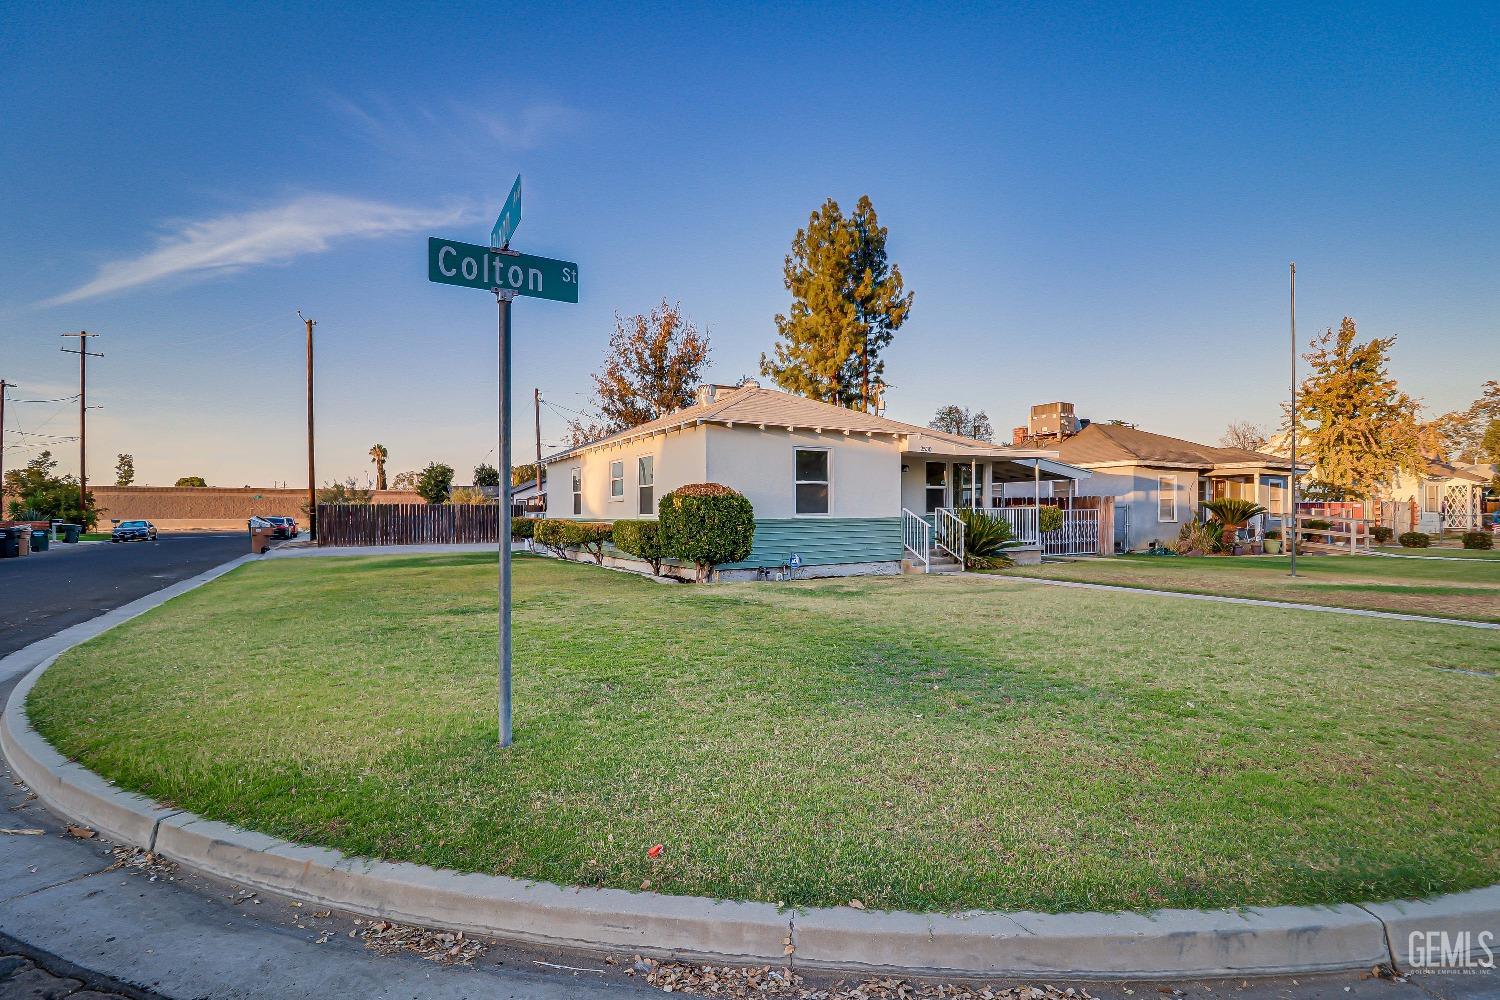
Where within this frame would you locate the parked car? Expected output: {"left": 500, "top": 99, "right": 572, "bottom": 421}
{"left": 111, "top": 520, "right": 158, "bottom": 542}
{"left": 263, "top": 516, "right": 298, "bottom": 538}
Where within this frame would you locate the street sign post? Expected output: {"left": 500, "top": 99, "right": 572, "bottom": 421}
{"left": 491, "top": 174, "right": 522, "bottom": 249}
{"left": 427, "top": 238, "right": 578, "bottom": 302}
{"left": 426, "top": 182, "right": 577, "bottom": 749}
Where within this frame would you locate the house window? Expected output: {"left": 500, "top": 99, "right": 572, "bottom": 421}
{"left": 1158, "top": 475, "right": 1178, "bottom": 521}
{"left": 956, "top": 463, "right": 984, "bottom": 507}
{"left": 794, "top": 448, "right": 830, "bottom": 514}
{"left": 637, "top": 456, "right": 654, "bottom": 515}
{"left": 609, "top": 460, "right": 624, "bottom": 500}
{"left": 571, "top": 469, "right": 582, "bottom": 516}
{"left": 925, "top": 462, "right": 947, "bottom": 513}
{"left": 1424, "top": 482, "right": 1440, "bottom": 512}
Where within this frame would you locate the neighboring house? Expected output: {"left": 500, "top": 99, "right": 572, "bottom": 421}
{"left": 1023, "top": 423, "right": 1304, "bottom": 552}
{"left": 541, "top": 380, "right": 1091, "bottom": 578}
{"left": 1379, "top": 459, "right": 1488, "bottom": 534}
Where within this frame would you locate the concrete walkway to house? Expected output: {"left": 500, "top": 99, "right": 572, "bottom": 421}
{"left": 993, "top": 575, "right": 1500, "bottom": 629}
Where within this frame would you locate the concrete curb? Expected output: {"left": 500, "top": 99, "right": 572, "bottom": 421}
{"left": 2, "top": 549, "right": 1496, "bottom": 978}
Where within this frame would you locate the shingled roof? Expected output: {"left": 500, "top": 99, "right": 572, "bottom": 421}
{"left": 545, "top": 382, "right": 1060, "bottom": 463}
{"left": 1053, "top": 423, "right": 1297, "bottom": 470}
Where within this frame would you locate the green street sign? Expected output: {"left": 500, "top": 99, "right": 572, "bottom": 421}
{"left": 491, "top": 174, "right": 522, "bottom": 249}
{"left": 427, "top": 237, "right": 578, "bottom": 303}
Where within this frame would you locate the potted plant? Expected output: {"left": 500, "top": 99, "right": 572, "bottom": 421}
{"left": 1263, "top": 529, "right": 1282, "bottom": 554}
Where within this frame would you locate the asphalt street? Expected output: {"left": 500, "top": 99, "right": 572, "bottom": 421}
{"left": 0, "top": 533, "right": 249, "bottom": 657}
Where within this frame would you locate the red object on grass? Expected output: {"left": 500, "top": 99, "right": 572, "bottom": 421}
{"left": 647, "top": 844, "right": 664, "bottom": 859}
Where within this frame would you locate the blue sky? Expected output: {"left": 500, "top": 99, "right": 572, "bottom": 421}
{"left": 2, "top": 2, "right": 1496, "bottom": 488}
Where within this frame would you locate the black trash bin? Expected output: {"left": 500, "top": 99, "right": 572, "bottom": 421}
{"left": 0, "top": 529, "right": 18, "bottom": 559}
{"left": 31, "top": 529, "right": 49, "bottom": 552}
{"left": 60, "top": 524, "right": 82, "bottom": 543}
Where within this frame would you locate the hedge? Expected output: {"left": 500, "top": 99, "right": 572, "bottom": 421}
{"left": 1370, "top": 525, "right": 1393, "bottom": 544}
{"left": 511, "top": 517, "right": 536, "bottom": 540}
{"left": 1462, "top": 531, "right": 1494, "bottom": 550}
{"left": 1398, "top": 531, "right": 1430, "bottom": 548}
{"left": 1038, "top": 506, "right": 1064, "bottom": 534}
{"left": 658, "top": 483, "right": 754, "bottom": 581}
{"left": 561, "top": 521, "right": 612, "bottom": 563}
{"left": 612, "top": 519, "right": 666, "bottom": 575}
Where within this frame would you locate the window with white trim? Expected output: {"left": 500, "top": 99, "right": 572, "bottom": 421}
{"left": 637, "top": 455, "right": 654, "bottom": 515}
{"left": 925, "top": 462, "right": 947, "bottom": 513}
{"left": 571, "top": 468, "right": 582, "bottom": 516}
{"left": 794, "top": 448, "right": 830, "bottom": 514}
{"left": 609, "top": 460, "right": 624, "bottom": 500}
{"left": 1157, "top": 475, "right": 1178, "bottom": 521}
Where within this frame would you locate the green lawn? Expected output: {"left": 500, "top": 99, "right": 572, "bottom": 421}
{"left": 28, "top": 554, "right": 1500, "bottom": 914}
{"left": 997, "top": 553, "right": 1500, "bottom": 623}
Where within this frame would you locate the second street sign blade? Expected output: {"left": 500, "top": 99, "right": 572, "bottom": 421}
{"left": 427, "top": 237, "right": 579, "bottom": 303}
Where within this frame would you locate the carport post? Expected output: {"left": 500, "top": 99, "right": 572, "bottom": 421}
{"left": 497, "top": 288, "right": 516, "bottom": 748}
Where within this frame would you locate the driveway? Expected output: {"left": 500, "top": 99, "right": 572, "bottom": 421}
{"left": 0, "top": 533, "right": 249, "bottom": 658}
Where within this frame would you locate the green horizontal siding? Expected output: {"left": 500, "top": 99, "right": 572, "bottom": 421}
{"left": 721, "top": 517, "right": 903, "bottom": 569}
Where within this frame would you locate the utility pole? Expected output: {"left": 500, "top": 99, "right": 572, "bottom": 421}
{"left": 534, "top": 389, "right": 546, "bottom": 500}
{"left": 1288, "top": 263, "right": 1298, "bottom": 579}
{"left": 60, "top": 332, "right": 102, "bottom": 522}
{"left": 299, "top": 313, "right": 316, "bottom": 541}
{"left": 0, "top": 379, "right": 9, "bottom": 497}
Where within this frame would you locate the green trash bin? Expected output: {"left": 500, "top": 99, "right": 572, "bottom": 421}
{"left": 31, "top": 529, "right": 49, "bottom": 552}
{"left": 0, "top": 529, "right": 18, "bottom": 559}
{"left": 60, "top": 524, "right": 82, "bottom": 543}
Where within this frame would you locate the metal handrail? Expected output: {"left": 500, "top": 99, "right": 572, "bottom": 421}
{"left": 934, "top": 508, "right": 966, "bottom": 565}
{"left": 901, "top": 508, "right": 931, "bottom": 573}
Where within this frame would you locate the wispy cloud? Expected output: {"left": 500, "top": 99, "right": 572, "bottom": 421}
{"left": 324, "top": 93, "right": 583, "bottom": 158}
{"left": 45, "top": 194, "right": 473, "bottom": 306}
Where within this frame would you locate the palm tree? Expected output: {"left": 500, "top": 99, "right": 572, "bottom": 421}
{"left": 1201, "top": 497, "right": 1268, "bottom": 551}
{"left": 369, "top": 443, "right": 389, "bottom": 491}
{"left": 956, "top": 508, "right": 1023, "bottom": 569}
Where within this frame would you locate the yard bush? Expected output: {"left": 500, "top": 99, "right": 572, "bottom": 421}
{"left": 1037, "top": 505, "right": 1064, "bottom": 533}
{"left": 1371, "top": 525, "right": 1394, "bottom": 544}
{"left": 958, "top": 509, "right": 1020, "bottom": 569}
{"left": 533, "top": 518, "right": 571, "bottom": 558}
{"left": 1398, "top": 531, "right": 1431, "bottom": 548}
{"left": 1174, "top": 518, "right": 1222, "bottom": 556}
{"left": 658, "top": 483, "right": 755, "bottom": 581}
{"left": 511, "top": 517, "right": 536, "bottom": 541}
{"left": 1462, "top": 530, "right": 1494, "bottom": 550}
{"left": 561, "top": 521, "right": 613, "bottom": 564}
{"left": 612, "top": 518, "right": 666, "bottom": 575}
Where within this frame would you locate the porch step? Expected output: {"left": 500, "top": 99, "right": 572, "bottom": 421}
{"left": 904, "top": 555, "right": 964, "bottom": 574}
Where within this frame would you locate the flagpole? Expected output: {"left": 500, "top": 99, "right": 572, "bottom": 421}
{"left": 1289, "top": 262, "right": 1298, "bottom": 579}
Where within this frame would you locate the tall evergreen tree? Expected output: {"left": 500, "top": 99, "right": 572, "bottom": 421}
{"left": 1293, "top": 317, "right": 1426, "bottom": 499}
{"left": 761, "top": 196, "right": 912, "bottom": 411}
{"left": 114, "top": 453, "right": 135, "bottom": 487}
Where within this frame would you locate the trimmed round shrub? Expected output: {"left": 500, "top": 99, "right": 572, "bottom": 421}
{"left": 1461, "top": 530, "right": 1494, "bottom": 550}
{"left": 612, "top": 518, "right": 666, "bottom": 575}
{"left": 1398, "top": 531, "right": 1431, "bottom": 548}
{"left": 1037, "top": 506, "right": 1064, "bottom": 533}
{"left": 561, "top": 521, "right": 613, "bottom": 563}
{"left": 511, "top": 517, "right": 536, "bottom": 541}
{"left": 658, "top": 483, "right": 754, "bottom": 581}
{"left": 533, "top": 518, "right": 571, "bottom": 558}
{"left": 1370, "top": 525, "right": 1393, "bottom": 544}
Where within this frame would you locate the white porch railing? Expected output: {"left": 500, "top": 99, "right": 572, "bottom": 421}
{"left": 934, "top": 508, "right": 965, "bottom": 564}
{"left": 901, "top": 508, "right": 931, "bottom": 573}
{"left": 953, "top": 506, "right": 1102, "bottom": 556}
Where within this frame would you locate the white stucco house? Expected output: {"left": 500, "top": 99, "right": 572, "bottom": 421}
{"left": 541, "top": 381, "right": 1092, "bottom": 578}
{"left": 1378, "top": 459, "right": 1490, "bottom": 534}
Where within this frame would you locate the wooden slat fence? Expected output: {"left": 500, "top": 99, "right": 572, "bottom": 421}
{"left": 317, "top": 503, "right": 500, "bottom": 546}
